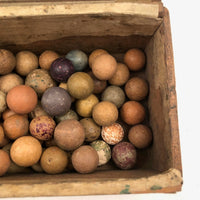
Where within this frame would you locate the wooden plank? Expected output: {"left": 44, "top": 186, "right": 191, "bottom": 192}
{"left": 145, "top": 13, "right": 172, "bottom": 172}
{"left": 144, "top": 7, "right": 182, "bottom": 173}
{"left": 0, "top": 13, "right": 162, "bottom": 46}
{"left": 163, "top": 8, "right": 182, "bottom": 173}
{"left": 0, "top": 168, "right": 182, "bottom": 197}
{"left": 0, "top": 0, "right": 163, "bottom": 17}
{"left": 0, "top": 1, "right": 162, "bottom": 46}
{"left": 0, "top": 169, "right": 158, "bottom": 183}
{"left": 0, "top": 0, "right": 161, "bottom": 3}
{"left": 0, "top": 2, "right": 160, "bottom": 18}
{"left": 0, "top": 35, "right": 151, "bottom": 55}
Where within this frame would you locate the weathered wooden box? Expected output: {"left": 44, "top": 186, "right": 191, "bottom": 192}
{"left": 0, "top": 0, "right": 182, "bottom": 197}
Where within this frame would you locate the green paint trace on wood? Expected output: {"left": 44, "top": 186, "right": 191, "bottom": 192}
{"left": 120, "top": 184, "right": 130, "bottom": 194}
{"left": 150, "top": 185, "right": 162, "bottom": 190}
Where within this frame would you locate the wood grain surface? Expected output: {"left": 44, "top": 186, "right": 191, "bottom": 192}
{"left": 0, "top": 168, "right": 182, "bottom": 197}
{"left": 0, "top": 1, "right": 162, "bottom": 47}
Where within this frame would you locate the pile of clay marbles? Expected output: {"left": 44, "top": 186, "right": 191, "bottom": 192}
{"left": 0, "top": 48, "right": 152, "bottom": 175}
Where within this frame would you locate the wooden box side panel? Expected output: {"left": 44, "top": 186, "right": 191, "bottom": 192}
{"left": 0, "top": 169, "right": 182, "bottom": 197}
{"left": 0, "top": 0, "right": 161, "bottom": 3}
{"left": 0, "top": 35, "right": 151, "bottom": 56}
{"left": 0, "top": 2, "right": 162, "bottom": 48}
{"left": 145, "top": 8, "right": 182, "bottom": 172}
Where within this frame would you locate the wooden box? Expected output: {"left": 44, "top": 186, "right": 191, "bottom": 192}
{"left": 0, "top": 0, "right": 182, "bottom": 197}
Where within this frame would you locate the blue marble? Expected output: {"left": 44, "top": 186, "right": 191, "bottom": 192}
{"left": 65, "top": 50, "right": 88, "bottom": 72}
